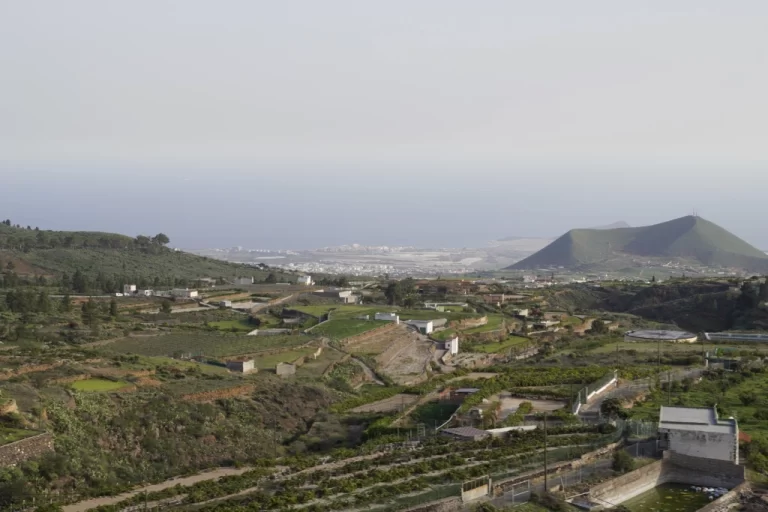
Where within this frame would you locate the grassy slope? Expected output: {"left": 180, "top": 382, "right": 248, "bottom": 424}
{"left": 510, "top": 216, "right": 768, "bottom": 271}
{"left": 0, "top": 223, "right": 283, "bottom": 280}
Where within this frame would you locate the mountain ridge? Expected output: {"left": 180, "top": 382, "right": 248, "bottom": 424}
{"left": 508, "top": 216, "right": 768, "bottom": 271}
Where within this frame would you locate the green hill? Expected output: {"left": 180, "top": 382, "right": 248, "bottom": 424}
{"left": 509, "top": 216, "right": 768, "bottom": 271}
{"left": 0, "top": 221, "right": 287, "bottom": 284}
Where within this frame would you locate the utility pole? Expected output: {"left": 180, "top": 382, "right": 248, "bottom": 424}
{"left": 543, "top": 412, "right": 548, "bottom": 493}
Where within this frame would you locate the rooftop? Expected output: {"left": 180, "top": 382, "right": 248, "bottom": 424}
{"left": 627, "top": 330, "right": 697, "bottom": 340}
{"left": 659, "top": 406, "right": 737, "bottom": 435}
{"left": 442, "top": 427, "right": 489, "bottom": 438}
{"left": 455, "top": 388, "right": 480, "bottom": 394}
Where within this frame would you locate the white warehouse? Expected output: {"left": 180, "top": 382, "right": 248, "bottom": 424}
{"left": 172, "top": 289, "right": 199, "bottom": 299}
{"left": 443, "top": 336, "right": 459, "bottom": 355}
{"left": 374, "top": 312, "right": 400, "bottom": 324}
{"left": 297, "top": 275, "right": 313, "bottom": 286}
{"left": 658, "top": 406, "right": 739, "bottom": 464}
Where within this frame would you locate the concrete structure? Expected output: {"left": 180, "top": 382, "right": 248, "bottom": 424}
{"left": 450, "top": 388, "right": 480, "bottom": 402}
{"left": 624, "top": 329, "right": 698, "bottom": 343}
{"left": 276, "top": 362, "right": 296, "bottom": 377}
{"left": 233, "top": 277, "right": 254, "bottom": 285}
{"left": 486, "top": 425, "right": 537, "bottom": 437}
{"left": 123, "top": 284, "right": 137, "bottom": 295}
{"left": 443, "top": 336, "right": 459, "bottom": 355}
{"left": 172, "top": 288, "right": 199, "bottom": 299}
{"left": 407, "top": 320, "right": 434, "bottom": 334}
{"left": 512, "top": 309, "right": 529, "bottom": 317}
{"left": 154, "top": 290, "right": 172, "bottom": 298}
{"left": 313, "top": 289, "right": 357, "bottom": 304}
{"left": 441, "top": 427, "right": 489, "bottom": 442}
{"left": 705, "top": 332, "right": 768, "bottom": 342}
{"left": 374, "top": 312, "right": 400, "bottom": 324}
{"left": 296, "top": 275, "right": 313, "bottom": 286}
{"left": 220, "top": 300, "right": 232, "bottom": 308}
{"left": 137, "top": 289, "right": 154, "bottom": 297}
{"left": 659, "top": 406, "right": 739, "bottom": 464}
{"left": 226, "top": 359, "right": 255, "bottom": 373}
{"left": 482, "top": 293, "right": 507, "bottom": 305}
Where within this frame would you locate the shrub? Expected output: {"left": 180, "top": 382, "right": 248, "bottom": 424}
{"left": 612, "top": 450, "right": 635, "bottom": 473}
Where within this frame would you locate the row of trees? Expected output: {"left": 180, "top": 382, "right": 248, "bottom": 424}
{"left": 0, "top": 223, "right": 170, "bottom": 252}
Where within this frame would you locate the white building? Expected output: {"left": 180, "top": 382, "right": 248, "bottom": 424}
{"left": 136, "top": 289, "right": 154, "bottom": 297}
{"left": 374, "top": 312, "right": 400, "bottom": 324}
{"left": 172, "top": 288, "right": 199, "bottom": 299}
{"left": 658, "top": 406, "right": 739, "bottom": 464}
{"left": 123, "top": 284, "right": 137, "bottom": 295}
{"left": 296, "top": 275, "right": 313, "bottom": 286}
{"left": 233, "top": 277, "right": 254, "bottom": 285}
{"left": 408, "top": 320, "right": 434, "bottom": 334}
{"left": 443, "top": 336, "right": 459, "bottom": 355}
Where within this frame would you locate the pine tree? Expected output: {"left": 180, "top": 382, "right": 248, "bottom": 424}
{"left": 61, "top": 294, "right": 72, "bottom": 313}
{"left": 109, "top": 299, "right": 118, "bottom": 317}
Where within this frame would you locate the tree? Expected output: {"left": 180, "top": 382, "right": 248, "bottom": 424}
{"left": 265, "top": 273, "right": 278, "bottom": 284}
{"left": 109, "top": 299, "right": 118, "bottom": 317}
{"left": 72, "top": 269, "right": 87, "bottom": 294}
{"left": 600, "top": 398, "right": 628, "bottom": 420}
{"left": 588, "top": 319, "right": 609, "bottom": 335}
{"left": 160, "top": 300, "right": 172, "bottom": 314}
{"left": 651, "top": 275, "right": 656, "bottom": 283}
{"left": 61, "top": 294, "right": 72, "bottom": 313}
{"left": 152, "top": 233, "right": 170, "bottom": 246}
{"left": 612, "top": 450, "right": 635, "bottom": 473}
{"left": 384, "top": 281, "right": 402, "bottom": 306}
{"left": 36, "top": 291, "right": 51, "bottom": 314}
{"left": 81, "top": 299, "right": 98, "bottom": 326}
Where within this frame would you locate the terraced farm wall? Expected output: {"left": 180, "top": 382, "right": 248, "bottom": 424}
{"left": 0, "top": 362, "right": 63, "bottom": 381}
{"left": 181, "top": 385, "right": 255, "bottom": 403}
{"left": 322, "top": 354, "right": 352, "bottom": 376}
{"left": 340, "top": 323, "right": 399, "bottom": 347}
{"left": 449, "top": 316, "right": 487, "bottom": 330}
{"left": 0, "top": 433, "right": 54, "bottom": 467}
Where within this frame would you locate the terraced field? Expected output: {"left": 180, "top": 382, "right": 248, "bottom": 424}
{"left": 106, "top": 333, "right": 313, "bottom": 358}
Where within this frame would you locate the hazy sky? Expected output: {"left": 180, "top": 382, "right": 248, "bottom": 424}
{"left": 1, "top": 1, "right": 767, "bottom": 249}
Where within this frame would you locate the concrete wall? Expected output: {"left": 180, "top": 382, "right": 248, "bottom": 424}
{"left": 0, "top": 433, "right": 54, "bottom": 467}
{"left": 590, "top": 460, "right": 665, "bottom": 506}
{"left": 589, "top": 452, "right": 746, "bottom": 508}
{"left": 461, "top": 479, "right": 491, "bottom": 503}
{"left": 663, "top": 452, "right": 745, "bottom": 489}
{"left": 696, "top": 482, "right": 749, "bottom": 512}
{"left": 663, "top": 429, "right": 737, "bottom": 463}
{"left": 276, "top": 362, "right": 296, "bottom": 376}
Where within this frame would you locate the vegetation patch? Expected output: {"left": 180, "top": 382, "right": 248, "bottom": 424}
{"left": 312, "top": 319, "right": 389, "bottom": 339}
{"left": 108, "top": 333, "right": 311, "bottom": 358}
{"left": 207, "top": 319, "right": 255, "bottom": 332}
{"left": 71, "top": 378, "right": 130, "bottom": 392}
{"left": 470, "top": 335, "right": 530, "bottom": 353}
{"left": 0, "top": 427, "right": 39, "bottom": 446}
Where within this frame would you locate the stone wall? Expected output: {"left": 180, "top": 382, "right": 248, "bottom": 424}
{"left": 0, "top": 433, "right": 54, "bottom": 467}
{"left": 340, "top": 323, "right": 399, "bottom": 347}
{"left": 695, "top": 482, "right": 749, "bottom": 512}
{"left": 449, "top": 316, "right": 488, "bottom": 330}
{"left": 403, "top": 497, "right": 462, "bottom": 512}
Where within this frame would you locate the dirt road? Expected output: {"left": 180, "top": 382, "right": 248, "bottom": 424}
{"left": 61, "top": 467, "right": 253, "bottom": 512}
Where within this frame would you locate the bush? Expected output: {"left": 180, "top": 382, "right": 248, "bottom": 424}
{"left": 612, "top": 450, "right": 635, "bottom": 473}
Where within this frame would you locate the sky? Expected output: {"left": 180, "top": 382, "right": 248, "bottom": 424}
{"left": 1, "top": 1, "right": 767, "bottom": 250}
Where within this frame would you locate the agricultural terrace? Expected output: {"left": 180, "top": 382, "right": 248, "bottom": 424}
{"left": 628, "top": 367, "right": 768, "bottom": 437}
{"left": 461, "top": 314, "right": 506, "bottom": 334}
{"left": 310, "top": 319, "right": 389, "bottom": 339}
{"left": 107, "top": 333, "right": 314, "bottom": 358}
{"left": 0, "top": 428, "right": 40, "bottom": 446}
{"left": 255, "top": 348, "right": 318, "bottom": 370}
{"left": 468, "top": 335, "right": 530, "bottom": 354}
{"left": 71, "top": 378, "right": 131, "bottom": 392}
{"left": 207, "top": 319, "right": 255, "bottom": 332}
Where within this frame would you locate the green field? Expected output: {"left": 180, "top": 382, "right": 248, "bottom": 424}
{"left": 293, "top": 305, "right": 378, "bottom": 319}
{"left": 432, "top": 328, "right": 457, "bottom": 341}
{"left": 586, "top": 341, "right": 761, "bottom": 355}
{"left": 108, "top": 333, "right": 312, "bottom": 357}
{"left": 208, "top": 319, "right": 255, "bottom": 332}
{"left": 0, "top": 427, "right": 39, "bottom": 446}
{"left": 256, "top": 348, "right": 317, "bottom": 369}
{"left": 470, "top": 336, "right": 530, "bottom": 354}
{"left": 311, "top": 319, "right": 389, "bottom": 339}
{"left": 629, "top": 370, "right": 768, "bottom": 435}
{"left": 72, "top": 378, "right": 131, "bottom": 392}
{"left": 463, "top": 314, "right": 506, "bottom": 334}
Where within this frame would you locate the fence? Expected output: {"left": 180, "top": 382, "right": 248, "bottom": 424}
{"left": 570, "top": 370, "right": 618, "bottom": 414}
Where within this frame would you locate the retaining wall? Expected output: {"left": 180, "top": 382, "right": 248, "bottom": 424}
{"left": 449, "top": 316, "right": 488, "bottom": 330}
{"left": 696, "top": 482, "right": 749, "bottom": 512}
{"left": 340, "top": 323, "right": 400, "bottom": 347}
{"left": 589, "top": 452, "right": 746, "bottom": 508}
{"left": 403, "top": 497, "right": 462, "bottom": 512}
{"left": 0, "top": 433, "right": 54, "bottom": 467}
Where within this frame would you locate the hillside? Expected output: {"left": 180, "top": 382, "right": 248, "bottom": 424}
{"left": 0, "top": 222, "right": 285, "bottom": 283}
{"left": 508, "top": 216, "right": 768, "bottom": 271}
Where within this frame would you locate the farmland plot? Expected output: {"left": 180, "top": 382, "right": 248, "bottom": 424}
{"left": 108, "top": 333, "right": 313, "bottom": 358}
